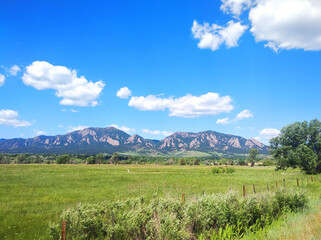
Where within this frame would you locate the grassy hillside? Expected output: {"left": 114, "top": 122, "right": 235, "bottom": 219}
{"left": 0, "top": 164, "right": 319, "bottom": 239}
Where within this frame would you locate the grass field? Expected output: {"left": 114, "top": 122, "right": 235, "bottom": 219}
{"left": 0, "top": 164, "right": 320, "bottom": 239}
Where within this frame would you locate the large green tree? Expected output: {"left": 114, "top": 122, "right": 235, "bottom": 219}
{"left": 270, "top": 119, "right": 321, "bottom": 174}
{"left": 248, "top": 149, "right": 259, "bottom": 167}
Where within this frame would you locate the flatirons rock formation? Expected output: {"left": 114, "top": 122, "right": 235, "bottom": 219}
{"left": 156, "top": 131, "right": 266, "bottom": 153}
{"left": 0, "top": 127, "right": 268, "bottom": 154}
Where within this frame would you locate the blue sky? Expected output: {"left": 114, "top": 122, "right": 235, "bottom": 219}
{"left": 1, "top": 0, "right": 321, "bottom": 144}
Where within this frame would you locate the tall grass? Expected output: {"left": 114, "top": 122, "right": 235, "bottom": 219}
{"left": 0, "top": 165, "right": 317, "bottom": 239}
{"left": 49, "top": 190, "right": 307, "bottom": 239}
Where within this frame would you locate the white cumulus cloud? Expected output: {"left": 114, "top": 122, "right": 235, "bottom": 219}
{"left": 235, "top": 109, "right": 253, "bottom": 120}
{"left": 9, "top": 65, "right": 21, "bottom": 76}
{"left": 0, "top": 109, "right": 31, "bottom": 127}
{"left": 192, "top": 20, "right": 248, "bottom": 51}
{"left": 249, "top": 0, "right": 321, "bottom": 51}
{"left": 34, "top": 130, "right": 47, "bottom": 136}
{"left": 216, "top": 109, "right": 253, "bottom": 124}
{"left": 129, "top": 92, "right": 234, "bottom": 118}
{"left": 255, "top": 128, "right": 280, "bottom": 144}
{"left": 220, "top": 0, "right": 252, "bottom": 16}
{"left": 116, "top": 87, "right": 132, "bottom": 99}
{"left": 109, "top": 124, "right": 136, "bottom": 134}
{"left": 142, "top": 129, "right": 173, "bottom": 136}
{"left": 22, "top": 61, "right": 105, "bottom": 107}
{"left": 0, "top": 73, "right": 5, "bottom": 86}
{"left": 67, "top": 125, "right": 89, "bottom": 132}
{"left": 216, "top": 117, "right": 230, "bottom": 125}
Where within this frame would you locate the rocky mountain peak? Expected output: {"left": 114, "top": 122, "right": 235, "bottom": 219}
{"left": 0, "top": 127, "right": 268, "bottom": 154}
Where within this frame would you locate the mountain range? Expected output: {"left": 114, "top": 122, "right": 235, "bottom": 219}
{"left": 0, "top": 127, "right": 268, "bottom": 154}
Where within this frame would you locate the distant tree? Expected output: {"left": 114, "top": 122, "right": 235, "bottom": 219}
{"left": 0, "top": 156, "right": 10, "bottom": 164}
{"left": 237, "top": 159, "right": 246, "bottom": 166}
{"left": 96, "top": 153, "right": 104, "bottom": 164}
{"left": 164, "top": 159, "right": 175, "bottom": 165}
{"left": 33, "top": 154, "right": 43, "bottom": 164}
{"left": 204, "top": 160, "right": 212, "bottom": 165}
{"left": 194, "top": 159, "right": 200, "bottom": 165}
{"left": 248, "top": 149, "right": 259, "bottom": 167}
{"left": 56, "top": 154, "right": 71, "bottom": 164}
{"left": 17, "top": 154, "right": 27, "bottom": 164}
{"left": 179, "top": 159, "right": 186, "bottom": 165}
{"left": 86, "top": 156, "right": 96, "bottom": 164}
{"left": 261, "top": 159, "right": 275, "bottom": 166}
{"left": 270, "top": 119, "right": 321, "bottom": 174}
{"left": 110, "top": 152, "right": 119, "bottom": 165}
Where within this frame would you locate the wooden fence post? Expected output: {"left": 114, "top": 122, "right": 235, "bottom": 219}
{"left": 202, "top": 190, "right": 204, "bottom": 195}
{"left": 283, "top": 179, "right": 286, "bottom": 188}
{"left": 267, "top": 183, "right": 269, "bottom": 192}
{"left": 111, "top": 211, "right": 115, "bottom": 240}
{"left": 61, "top": 220, "right": 66, "bottom": 240}
{"left": 182, "top": 193, "right": 185, "bottom": 204}
{"left": 297, "top": 178, "right": 300, "bottom": 187}
{"left": 311, "top": 176, "right": 314, "bottom": 183}
{"left": 253, "top": 184, "right": 256, "bottom": 194}
{"left": 243, "top": 185, "right": 246, "bottom": 197}
{"left": 302, "top": 178, "right": 303, "bottom": 186}
{"left": 276, "top": 181, "right": 278, "bottom": 188}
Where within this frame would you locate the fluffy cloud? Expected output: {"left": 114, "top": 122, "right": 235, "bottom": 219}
{"left": 9, "top": 65, "right": 21, "bottom": 76}
{"left": 34, "top": 130, "right": 47, "bottom": 136}
{"left": 216, "top": 109, "right": 253, "bottom": 124}
{"left": 142, "top": 129, "right": 173, "bottom": 136}
{"left": 192, "top": 20, "right": 248, "bottom": 51}
{"left": 255, "top": 128, "right": 280, "bottom": 144}
{"left": 61, "top": 108, "right": 79, "bottom": 113}
{"left": 194, "top": 0, "right": 321, "bottom": 52}
{"left": 249, "top": 0, "right": 321, "bottom": 51}
{"left": 0, "top": 73, "right": 5, "bottom": 86}
{"left": 67, "top": 125, "right": 89, "bottom": 132}
{"left": 220, "top": 0, "right": 252, "bottom": 16}
{"left": 216, "top": 117, "right": 230, "bottom": 125}
{"left": 128, "top": 95, "right": 172, "bottom": 111}
{"left": 235, "top": 109, "right": 253, "bottom": 120}
{"left": 0, "top": 109, "right": 31, "bottom": 127}
{"left": 116, "top": 87, "right": 132, "bottom": 99}
{"left": 109, "top": 124, "right": 136, "bottom": 134}
{"left": 22, "top": 61, "right": 105, "bottom": 107}
{"left": 129, "top": 92, "right": 234, "bottom": 118}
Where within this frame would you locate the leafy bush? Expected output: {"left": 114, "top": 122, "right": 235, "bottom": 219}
{"left": 212, "top": 167, "right": 236, "bottom": 174}
{"left": 49, "top": 190, "right": 307, "bottom": 240}
{"left": 226, "top": 167, "right": 236, "bottom": 173}
{"left": 56, "top": 155, "right": 71, "bottom": 164}
{"left": 86, "top": 156, "right": 96, "bottom": 164}
{"left": 179, "top": 159, "right": 186, "bottom": 165}
{"left": 260, "top": 159, "right": 275, "bottom": 166}
{"left": 194, "top": 159, "right": 200, "bottom": 165}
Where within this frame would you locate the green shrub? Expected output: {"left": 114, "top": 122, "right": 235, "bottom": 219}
{"left": 212, "top": 167, "right": 235, "bottom": 174}
{"left": 226, "top": 167, "right": 236, "bottom": 173}
{"left": 56, "top": 155, "right": 71, "bottom": 164}
{"left": 194, "top": 159, "right": 200, "bottom": 165}
{"left": 212, "top": 167, "right": 221, "bottom": 174}
{"left": 49, "top": 190, "right": 307, "bottom": 240}
{"left": 179, "top": 159, "right": 186, "bottom": 165}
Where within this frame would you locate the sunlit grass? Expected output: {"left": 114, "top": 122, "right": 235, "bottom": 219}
{"left": 0, "top": 164, "right": 318, "bottom": 239}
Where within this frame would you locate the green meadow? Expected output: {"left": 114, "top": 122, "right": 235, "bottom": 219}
{"left": 0, "top": 164, "right": 319, "bottom": 239}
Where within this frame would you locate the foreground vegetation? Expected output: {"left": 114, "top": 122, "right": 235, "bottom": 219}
{"left": 49, "top": 190, "right": 307, "bottom": 239}
{"left": 0, "top": 164, "right": 320, "bottom": 239}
